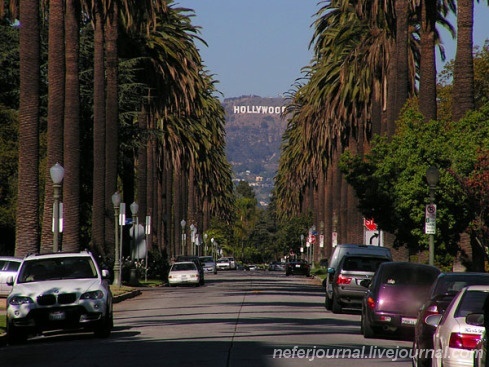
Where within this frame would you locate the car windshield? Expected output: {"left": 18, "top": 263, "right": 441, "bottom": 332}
{"left": 217, "top": 259, "right": 228, "bottom": 263}
{"left": 455, "top": 290, "right": 489, "bottom": 318}
{"left": 200, "top": 257, "right": 214, "bottom": 263}
{"left": 342, "top": 257, "right": 388, "bottom": 272}
{"left": 171, "top": 263, "right": 196, "bottom": 271}
{"left": 17, "top": 257, "right": 97, "bottom": 283}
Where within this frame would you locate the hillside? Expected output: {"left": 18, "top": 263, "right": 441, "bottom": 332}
{"left": 223, "top": 96, "right": 288, "bottom": 206}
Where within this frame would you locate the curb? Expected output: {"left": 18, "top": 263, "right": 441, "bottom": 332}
{"left": 0, "top": 289, "right": 142, "bottom": 345}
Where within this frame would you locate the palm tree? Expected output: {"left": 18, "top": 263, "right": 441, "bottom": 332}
{"left": 41, "top": 0, "right": 65, "bottom": 253}
{"left": 15, "top": 0, "right": 41, "bottom": 256}
{"left": 63, "top": 0, "right": 82, "bottom": 252}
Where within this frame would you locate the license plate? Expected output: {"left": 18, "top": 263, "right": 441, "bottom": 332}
{"left": 295, "top": 265, "right": 301, "bottom": 268}
{"left": 401, "top": 317, "right": 416, "bottom": 325}
{"left": 49, "top": 311, "right": 66, "bottom": 321}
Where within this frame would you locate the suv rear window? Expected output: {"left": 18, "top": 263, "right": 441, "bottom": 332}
{"left": 341, "top": 257, "right": 388, "bottom": 272}
{"left": 380, "top": 266, "right": 438, "bottom": 286}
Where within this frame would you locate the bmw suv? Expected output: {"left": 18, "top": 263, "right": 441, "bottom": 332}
{"left": 6, "top": 250, "right": 113, "bottom": 344}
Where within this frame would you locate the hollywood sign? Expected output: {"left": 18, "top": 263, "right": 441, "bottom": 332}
{"left": 233, "top": 105, "right": 286, "bottom": 114}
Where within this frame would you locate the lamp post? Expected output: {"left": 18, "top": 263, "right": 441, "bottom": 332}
{"left": 50, "top": 163, "right": 64, "bottom": 252}
{"left": 204, "top": 233, "right": 208, "bottom": 255}
{"left": 190, "top": 223, "right": 196, "bottom": 255}
{"left": 426, "top": 166, "right": 440, "bottom": 266}
{"left": 300, "top": 234, "right": 304, "bottom": 261}
{"left": 111, "top": 192, "right": 121, "bottom": 287}
{"left": 130, "top": 202, "right": 138, "bottom": 259}
{"left": 180, "top": 219, "right": 186, "bottom": 255}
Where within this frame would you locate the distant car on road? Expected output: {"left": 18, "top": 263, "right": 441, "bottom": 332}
{"left": 199, "top": 256, "right": 217, "bottom": 274}
{"left": 216, "top": 257, "right": 231, "bottom": 270}
{"left": 228, "top": 257, "right": 237, "bottom": 270}
{"left": 268, "top": 261, "right": 285, "bottom": 271}
{"left": 168, "top": 261, "right": 201, "bottom": 287}
{"left": 175, "top": 255, "right": 205, "bottom": 285}
{"left": 285, "top": 259, "right": 310, "bottom": 277}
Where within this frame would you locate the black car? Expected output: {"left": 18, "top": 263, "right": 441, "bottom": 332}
{"left": 175, "top": 255, "right": 205, "bottom": 285}
{"left": 360, "top": 262, "right": 440, "bottom": 338}
{"left": 412, "top": 272, "right": 489, "bottom": 367}
{"left": 285, "top": 259, "right": 310, "bottom": 277}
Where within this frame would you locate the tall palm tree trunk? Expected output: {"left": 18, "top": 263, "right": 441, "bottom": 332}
{"left": 63, "top": 0, "right": 81, "bottom": 252}
{"left": 452, "top": 0, "right": 475, "bottom": 121}
{"left": 92, "top": 3, "right": 106, "bottom": 255}
{"left": 16, "top": 0, "right": 41, "bottom": 257}
{"left": 418, "top": 0, "right": 438, "bottom": 122}
{"left": 104, "top": 2, "right": 119, "bottom": 256}
{"left": 41, "top": 0, "right": 65, "bottom": 253}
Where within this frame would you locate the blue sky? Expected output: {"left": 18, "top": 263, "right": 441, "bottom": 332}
{"left": 179, "top": 1, "right": 489, "bottom": 99}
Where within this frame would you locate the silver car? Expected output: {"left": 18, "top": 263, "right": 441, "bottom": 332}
{"left": 199, "top": 256, "right": 217, "bottom": 274}
{"left": 6, "top": 251, "right": 113, "bottom": 344}
{"left": 0, "top": 256, "right": 22, "bottom": 297}
{"left": 426, "top": 285, "right": 489, "bottom": 367}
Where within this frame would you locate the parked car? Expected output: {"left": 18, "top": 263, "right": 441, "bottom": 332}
{"left": 329, "top": 254, "right": 390, "bottom": 314}
{"left": 268, "top": 261, "right": 285, "bottom": 271}
{"left": 244, "top": 264, "right": 257, "bottom": 271}
{"left": 425, "top": 285, "right": 489, "bottom": 367}
{"left": 325, "top": 244, "right": 392, "bottom": 311}
{"left": 6, "top": 251, "right": 113, "bottom": 344}
{"left": 175, "top": 255, "right": 205, "bottom": 285}
{"left": 0, "top": 256, "right": 22, "bottom": 297}
{"left": 412, "top": 272, "right": 489, "bottom": 367}
{"left": 168, "top": 261, "right": 201, "bottom": 287}
{"left": 216, "top": 257, "right": 231, "bottom": 270}
{"left": 285, "top": 259, "right": 310, "bottom": 277}
{"left": 360, "top": 262, "right": 440, "bottom": 338}
{"left": 474, "top": 327, "right": 487, "bottom": 367}
{"left": 199, "top": 256, "right": 217, "bottom": 274}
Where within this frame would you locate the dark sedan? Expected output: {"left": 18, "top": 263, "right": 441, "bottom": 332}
{"left": 412, "top": 272, "right": 489, "bottom": 367}
{"left": 285, "top": 259, "right": 310, "bottom": 277}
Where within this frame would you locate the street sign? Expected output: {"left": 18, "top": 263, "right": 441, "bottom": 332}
{"left": 425, "top": 204, "right": 437, "bottom": 234}
{"left": 364, "top": 218, "right": 377, "bottom": 231}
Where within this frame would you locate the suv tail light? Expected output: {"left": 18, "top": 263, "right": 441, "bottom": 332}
{"left": 336, "top": 274, "right": 352, "bottom": 285}
{"left": 449, "top": 333, "right": 481, "bottom": 350}
{"left": 367, "top": 296, "right": 376, "bottom": 309}
{"left": 422, "top": 304, "right": 439, "bottom": 322}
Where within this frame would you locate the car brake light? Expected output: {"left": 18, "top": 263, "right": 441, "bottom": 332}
{"left": 367, "top": 296, "right": 376, "bottom": 309}
{"left": 336, "top": 275, "right": 352, "bottom": 285}
{"left": 422, "top": 304, "right": 439, "bottom": 322}
{"left": 449, "top": 333, "right": 481, "bottom": 350}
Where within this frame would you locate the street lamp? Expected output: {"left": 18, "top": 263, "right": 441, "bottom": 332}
{"left": 130, "top": 201, "right": 139, "bottom": 259}
{"left": 300, "top": 234, "right": 304, "bottom": 261}
{"left": 180, "top": 219, "right": 186, "bottom": 255}
{"left": 50, "top": 163, "right": 64, "bottom": 252}
{"left": 426, "top": 166, "right": 440, "bottom": 266}
{"left": 204, "top": 233, "right": 208, "bottom": 255}
{"left": 111, "top": 192, "right": 121, "bottom": 287}
{"left": 190, "top": 223, "right": 196, "bottom": 255}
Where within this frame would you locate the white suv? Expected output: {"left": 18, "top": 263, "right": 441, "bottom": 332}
{"left": 6, "top": 250, "right": 113, "bottom": 344}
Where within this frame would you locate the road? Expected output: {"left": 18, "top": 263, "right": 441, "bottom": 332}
{"left": 0, "top": 270, "right": 413, "bottom": 367}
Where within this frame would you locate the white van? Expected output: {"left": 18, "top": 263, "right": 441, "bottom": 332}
{"left": 324, "top": 244, "right": 392, "bottom": 310}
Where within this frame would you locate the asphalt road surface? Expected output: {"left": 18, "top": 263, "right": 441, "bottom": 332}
{"left": 0, "top": 270, "right": 413, "bottom": 367}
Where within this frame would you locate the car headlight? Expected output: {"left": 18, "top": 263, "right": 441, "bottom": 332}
{"left": 9, "top": 296, "right": 34, "bottom": 305}
{"left": 80, "top": 290, "right": 104, "bottom": 300}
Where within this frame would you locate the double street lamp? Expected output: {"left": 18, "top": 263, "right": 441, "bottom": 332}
{"left": 111, "top": 192, "right": 121, "bottom": 287}
{"left": 180, "top": 219, "right": 186, "bottom": 255}
{"left": 50, "top": 163, "right": 64, "bottom": 252}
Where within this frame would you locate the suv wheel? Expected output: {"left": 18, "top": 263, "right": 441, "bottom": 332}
{"left": 94, "top": 307, "right": 113, "bottom": 338}
{"left": 7, "top": 321, "right": 28, "bottom": 345}
{"left": 332, "top": 294, "right": 342, "bottom": 314}
{"left": 324, "top": 294, "right": 332, "bottom": 310}
{"left": 361, "top": 312, "right": 375, "bottom": 338}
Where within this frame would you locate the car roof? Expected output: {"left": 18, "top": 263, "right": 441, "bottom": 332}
{"left": 0, "top": 256, "right": 22, "bottom": 262}
{"left": 464, "top": 285, "right": 489, "bottom": 291}
{"left": 23, "top": 251, "right": 93, "bottom": 260}
{"left": 172, "top": 261, "right": 196, "bottom": 265}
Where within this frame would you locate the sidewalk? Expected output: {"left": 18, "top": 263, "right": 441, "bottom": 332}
{"left": 0, "top": 288, "right": 141, "bottom": 346}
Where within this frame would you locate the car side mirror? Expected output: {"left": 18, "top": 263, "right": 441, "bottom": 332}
{"left": 327, "top": 267, "right": 335, "bottom": 274}
{"left": 466, "top": 313, "right": 484, "bottom": 327}
{"left": 6, "top": 275, "right": 14, "bottom": 286}
{"left": 425, "top": 314, "right": 443, "bottom": 327}
{"left": 101, "top": 269, "right": 110, "bottom": 279}
{"left": 360, "top": 279, "right": 371, "bottom": 288}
